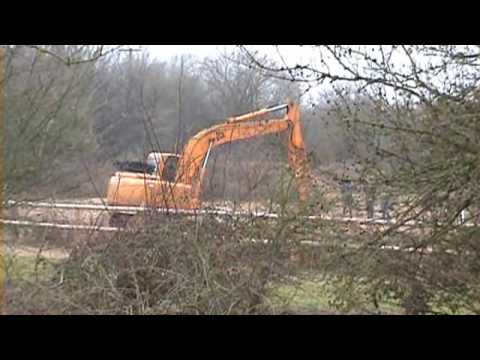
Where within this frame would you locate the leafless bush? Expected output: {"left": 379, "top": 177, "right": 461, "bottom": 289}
{"left": 5, "top": 210, "right": 312, "bottom": 315}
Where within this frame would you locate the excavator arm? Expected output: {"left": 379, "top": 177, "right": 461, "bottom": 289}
{"left": 176, "top": 101, "right": 310, "bottom": 202}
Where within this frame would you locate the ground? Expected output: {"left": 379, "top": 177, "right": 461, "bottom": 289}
{"left": 3, "top": 183, "right": 467, "bottom": 314}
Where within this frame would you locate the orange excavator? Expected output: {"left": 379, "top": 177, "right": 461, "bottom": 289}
{"left": 106, "top": 101, "right": 311, "bottom": 225}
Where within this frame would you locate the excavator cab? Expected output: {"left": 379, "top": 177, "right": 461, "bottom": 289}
{"left": 146, "top": 152, "right": 180, "bottom": 182}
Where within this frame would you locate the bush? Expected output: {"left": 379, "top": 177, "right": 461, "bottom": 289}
{"left": 50, "top": 214, "right": 299, "bottom": 314}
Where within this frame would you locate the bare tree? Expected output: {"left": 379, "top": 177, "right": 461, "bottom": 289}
{"left": 26, "top": 45, "right": 125, "bottom": 66}
{"left": 201, "top": 50, "right": 274, "bottom": 117}
{"left": 243, "top": 45, "right": 480, "bottom": 314}
{"left": 4, "top": 45, "right": 101, "bottom": 199}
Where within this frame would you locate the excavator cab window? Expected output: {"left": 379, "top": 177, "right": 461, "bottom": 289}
{"left": 147, "top": 152, "right": 179, "bottom": 181}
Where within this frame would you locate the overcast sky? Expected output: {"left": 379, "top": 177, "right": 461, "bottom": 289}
{"left": 142, "top": 45, "right": 365, "bottom": 102}
{"left": 145, "top": 45, "right": 229, "bottom": 60}
{"left": 143, "top": 45, "right": 318, "bottom": 64}
{"left": 139, "top": 45, "right": 444, "bottom": 103}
